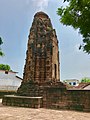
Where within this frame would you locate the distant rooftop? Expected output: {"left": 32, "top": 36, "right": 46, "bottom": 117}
{"left": 74, "top": 82, "right": 90, "bottom": 89}
{"left": 0, "top": 69, "right": 18, "bottom": 73}
{"left": 64, "top": 79, "right": 79, "bottom": 82}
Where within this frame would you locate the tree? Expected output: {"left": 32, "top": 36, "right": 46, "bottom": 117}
{"left": 57, "top": 0, "right": 90, "bottom": 54}
{"left": 0, "top": 37, "right": 4, "bottom": 56}
{"left": 81, "top": 77, "right": 90, "bottom": 83}
{"left": 0, "top": 64, "right": 11, "bottom": 71}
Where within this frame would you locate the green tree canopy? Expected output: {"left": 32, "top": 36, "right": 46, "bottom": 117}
{"left": 0, "top": 64, "right": 11, "bottom": 71}
{"left": 0, "top": 37, "right": 4, "bottom": 56}
{"left": 57, "top": 0, "right": 90, "bottom": 54}
{"left": 81, "top": 77, "right": 90, "bottom": 83}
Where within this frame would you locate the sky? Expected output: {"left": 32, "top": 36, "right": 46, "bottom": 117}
{"left": 0, "top": 0, "right": 90, "bottom": 81}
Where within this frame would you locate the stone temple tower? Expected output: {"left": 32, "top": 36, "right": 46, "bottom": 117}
{"left": 17, "top": 12, "right": 60, "bottom": 96}
{"left": 24, "top": 12, "right": 60, "bottom": 83}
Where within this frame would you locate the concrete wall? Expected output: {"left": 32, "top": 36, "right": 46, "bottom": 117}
{"left": 0, "top": 70, "right": 22, "bottom": 91}
{"left": 0, "top": 86, "right": 19, "bottom": 91}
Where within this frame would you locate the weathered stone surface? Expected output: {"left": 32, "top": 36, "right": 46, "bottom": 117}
{"left": 24, "top": 12, "right": 59, "bottom": 83}
{"left": 2, "top": 95, "right": 43, "bottom": 108}
{"left": 42, "top": 88, "right": 90, "bottom": 112}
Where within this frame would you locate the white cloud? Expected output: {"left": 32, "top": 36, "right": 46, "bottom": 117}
{"left": 31, "top": 0, "right": 49, "bottom": 11}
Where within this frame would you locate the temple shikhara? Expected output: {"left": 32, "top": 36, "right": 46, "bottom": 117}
{"left": 23, "top": 12, "right": 60, "bottom": 83}
{"left": 2, "top": 12, "right": 90, "bottom": 112}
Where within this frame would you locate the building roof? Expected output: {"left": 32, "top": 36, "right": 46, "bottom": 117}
{"left": 16, "top": 76, "right": 23, "bottom": 80}
{"left": 0, "top": 70, "right": 18, "bottom": 73}
{"left": 67, "top": 82, "right": 90, "bottom": 90}
{"left": 64, "top": 79, "right": 79, "bottom": 82}
{"left": 74, "top": 82, "right": 90, "bottom": 89}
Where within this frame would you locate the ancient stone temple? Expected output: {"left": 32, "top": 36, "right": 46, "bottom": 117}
{"left": 23, "top": 12, "right": 60, "bottom": 83}
{"left": 2, "top": 12, "right": 90, "bottom": 112}
{"left": 17, "top": 11, "right": 61, "bottom": 96}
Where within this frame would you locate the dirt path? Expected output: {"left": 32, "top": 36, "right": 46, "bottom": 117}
{"left": 0, "top": 99, "right": 90, "bottom": 120}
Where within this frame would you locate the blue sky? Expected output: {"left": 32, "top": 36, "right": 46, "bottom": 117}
{"left": 0, "top": 0, "right": 90, "bottom": 81}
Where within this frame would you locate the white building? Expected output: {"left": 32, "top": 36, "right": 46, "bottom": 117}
{"left": 0, "top": 70, "right": 22, "bottom": 91}
{"left": 63, "top": 79, "right": 79, "bottom": 86}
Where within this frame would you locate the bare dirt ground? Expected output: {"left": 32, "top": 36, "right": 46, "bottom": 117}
{"left": 0, "top": 99, "right": 90, "bottom": 120}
